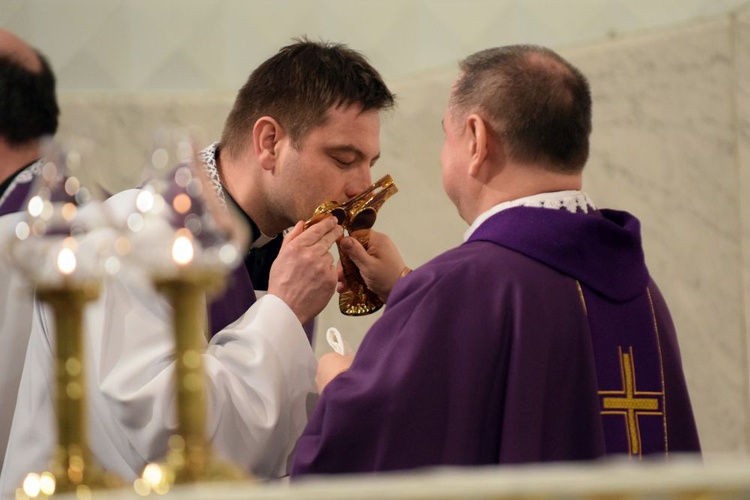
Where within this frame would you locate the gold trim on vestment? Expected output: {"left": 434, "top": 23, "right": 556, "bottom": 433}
{"left": 601, "top": 347, "right": 662, "bottom": 457}
{"left": 647, "top": 286, "right": 669, "bottom": 456}
{"left": 579, "top": 281, "right": 669, "bottom": 458}
{"left": 575, "top": 280, "right": 588, "bottom": 316}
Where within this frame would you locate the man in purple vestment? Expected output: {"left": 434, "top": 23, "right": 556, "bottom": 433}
{"left": 291, "top": 44, "right": 700, "bottom": 476}
{"left": 0, "top": 29, "right": 58, "bottom": 215}
{"left": 0, "top": 29, "right": 59, "bottom": 473}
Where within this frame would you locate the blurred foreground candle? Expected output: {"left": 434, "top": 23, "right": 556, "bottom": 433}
{"left": 9, "top": 138, "right": 122, "bottom": 497}
{"left": 128, "top": 130, "right": 249, "bottom": 490}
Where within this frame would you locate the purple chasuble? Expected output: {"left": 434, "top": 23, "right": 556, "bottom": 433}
{"left": 469, "top": 207, "right": 700, "bottom": 457}
{"left": 291, "top": 206, "right": 699, "bottom": 477}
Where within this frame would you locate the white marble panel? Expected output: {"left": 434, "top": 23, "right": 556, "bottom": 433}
{"left": 22, "top": 0, "right": 130, "bottom": 89}
{"left": 735, "top": 6, "right": 750, "bottom": 457}
{"left": 124, "top": 0, "right": 225, "bottom": 90}
{"left": 57, "top": 92, "right": 234, "bottom": 193}
{"left": 4, "top": 0, "right": 750, "bottom": 91}
{"left": 568, "top": 19, "right": 747, "bottom": 456}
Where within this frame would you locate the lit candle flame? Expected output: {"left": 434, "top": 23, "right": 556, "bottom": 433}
{"left": 142, "top": 463, "right": 163, "bottom": 486}
{"left": 28, "top": 196, "right": 43, "bottom": 217}
{"left": 22, "top": 473, "right": 41, "bottom": 497}
{"left": 15, "top": 221, "right": 30, "bottom": 241}
{"left": 57, "top": 247, "right": 77, "bottom": 275}
{"left": 39, "top": 472, "right": 55, "bottom": 496}
{"left": 136, "top": 191, "right": 154, "bottom": 212}
{"left": 61, "top": 202, "right": 77, "bottom": 221}
{"left": 135, "top": 463, "right": 170, "bottom": 495}
{"left": 64, "top": 176, "right": 80, "bottom": 196}
{"left": 172, "top": 193, "right": 192, "bottom": 214}
{"left": 172, "top": 235, "right": 194, "bottom": 265}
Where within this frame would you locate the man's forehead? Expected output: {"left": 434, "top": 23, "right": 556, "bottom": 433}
{"left": 305, "top": 107, "right": 381, "bottom": 153}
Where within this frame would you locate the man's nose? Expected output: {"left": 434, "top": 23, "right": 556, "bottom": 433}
{"left": 344, "top": 166, "right": 372, "bottom": 199}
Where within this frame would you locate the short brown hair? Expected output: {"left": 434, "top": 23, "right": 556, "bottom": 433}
{"left": 221, "top": 38, "right": 395, "bottom": 158}
{"left": 452, "top": 45, "right": 591, "bottom": 173}
{"left": 0, "top": 50, "right": 59, "bottom": 146}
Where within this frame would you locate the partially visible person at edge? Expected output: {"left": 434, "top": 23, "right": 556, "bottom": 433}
{"left": 1, "top": 38, "right": 395, "bottom": 494}
{"left": 291, "top": 44, "right": 700, "bottom": 476}
{"left": 0, "top": 28, "right": 59, "bottom": 474}
{"left": 0, "top": 29, "right": 57, "bottom": 214}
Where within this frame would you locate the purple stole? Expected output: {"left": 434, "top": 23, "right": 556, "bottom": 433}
{"left": 583, "top": 285, "right": 666, "bottom": 456}
{"left": 208, "top": 264, "right": 257, "bottom": 335}
{"left": 207, "top": 265, "right": 316, "bottom": 342}
{"left": 469, "top": 206, "right": 669, "bottom": 457}
{"left": 207, "top": 257, "right": 316, "bottom": 342}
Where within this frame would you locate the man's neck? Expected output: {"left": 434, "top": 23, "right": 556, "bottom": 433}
{"left": 0, "top": 139, "right": 41, "bottom": 185}
{"left": 468, "top": 161, "right": 583, "bottom": 224}
{"left": 215, "top": 146, "right": 282, "bottom": 236}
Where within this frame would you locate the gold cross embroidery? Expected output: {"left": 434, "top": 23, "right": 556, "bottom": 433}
{"left": 599, "top": 347, "right": 663, "bottom": 457}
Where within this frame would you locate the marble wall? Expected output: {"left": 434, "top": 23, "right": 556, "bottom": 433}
{"left": 570, "top": 16, "right": 749, "bottom": 459}
{"left": 737, "top": 5, "right": 750, "bottom": 459}
{"left": 51, "top": 9, "right": 750, "bottom": 459}
{"left": 4, "top": 0, "right": 750, "bottom": 92}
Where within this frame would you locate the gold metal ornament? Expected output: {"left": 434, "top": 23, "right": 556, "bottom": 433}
{"left": 20, "top": 282, "right": 123, "bottom": 498}
{"left": 305, "top": 174, "right": 398, "bottom": 316}
{"left": 140, "top": 269, "right": 247, "bottom": 492}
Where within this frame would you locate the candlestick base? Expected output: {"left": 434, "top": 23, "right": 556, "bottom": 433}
{"left": 141, "top": 271, "right": 250, "bottom": 494}
{"left": 137, "top": 436, "right": 248, "bottom": 495}
{"left": 17, "top": 464, "right": 122, "bottom": 500}
{"left": 45, "top": 445, "right": 123, "bottom": 493}
{"left": 18, "top": 283, "right": 124, "bottom": 499}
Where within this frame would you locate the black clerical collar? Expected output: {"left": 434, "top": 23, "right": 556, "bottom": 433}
{"left": 222, "top": 188, "right": 278, "bottom": 249}
{"left": 0, "top": 158, "right": 39, "bottom": 200}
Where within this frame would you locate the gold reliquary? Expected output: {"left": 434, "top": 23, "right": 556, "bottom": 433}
{"left": 305, "top": 174, "right": 398, "bottom": 316}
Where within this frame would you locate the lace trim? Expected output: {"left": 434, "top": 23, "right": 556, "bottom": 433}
{"left": 16, "top": 160, "right": 43, "bottom": 184}
{"left": 199, "top": 142, "right": 280, "bottom": 248}
{"left": 464, "top": 190, "right": 597, "bottom": 241}
{"left": 508, "top": 191, "right": 596, "bottom": 213}
{"left": 199, "top": 142, "right": 227, "bottom": 209}
{"left": 0, "top": 159, "right": 43, "bottom": 209}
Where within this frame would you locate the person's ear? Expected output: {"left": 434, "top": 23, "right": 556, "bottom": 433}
{"left": 253, "top": 116, "right": 285, "bottom": 171}
{"left": 466, "top": 114, "right": 489, "bottom": 178}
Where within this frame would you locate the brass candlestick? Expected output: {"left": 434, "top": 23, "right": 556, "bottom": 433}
{"left": 142, "top": 269, "right": 246, "bottom": 490}
{"left": 21, "top": 282, "right": 122, "bottom": 497}
{"left": 306, "top": 174, "right": 398, "bottom": 316}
